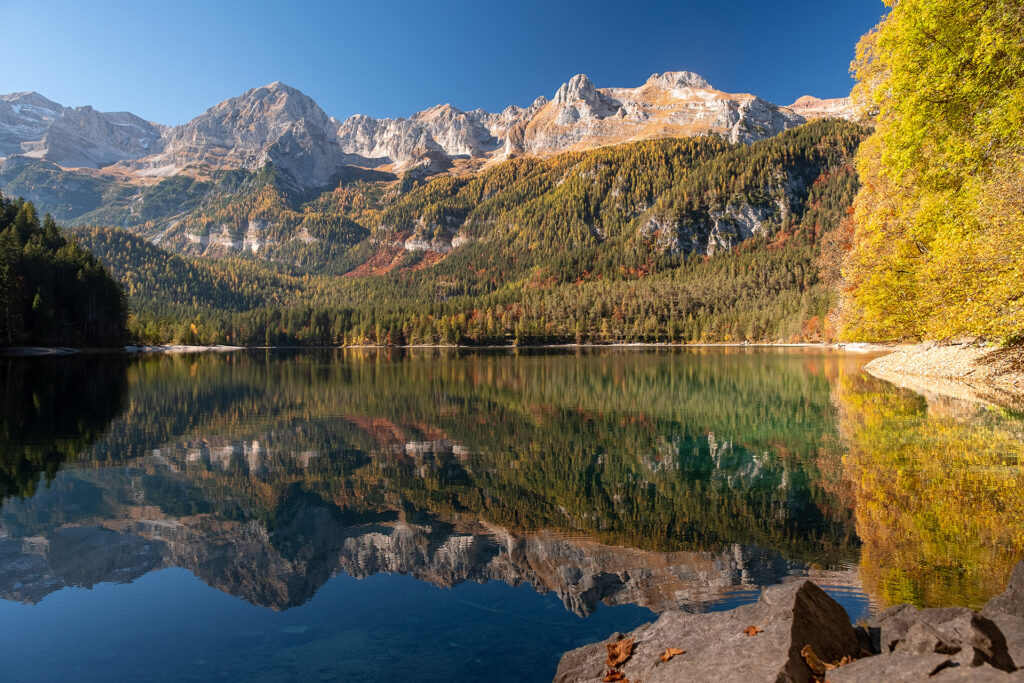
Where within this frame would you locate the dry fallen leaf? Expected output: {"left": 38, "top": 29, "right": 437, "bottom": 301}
{"left": 801, "top": 644, "right": 856, "bottom": 681}
{"left": 742, "top": 625, "right": 764, "bottom": 637}
{"left": 603, "top": 671, "right": 626, "bottom": 682}
{"left": 605, "top": 636, "right": 635, "bottom": 668}
{"left": 801, "top": 644, "right": 830, "bottom": 676}
{"left": 659, "top": 647, "right": 686, "bottom": 663}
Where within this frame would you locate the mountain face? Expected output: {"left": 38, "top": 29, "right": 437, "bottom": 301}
{"left": 518, "top": 72, "right": 804, "bottom": 153}
{"left": 788, "top": 95, "right": 857, "bottom": 121}
{"left": 335, "top": 71, "right": 833, "bottom": 167}
{"left": 0, "top": 74, "right": 857, "bottom": 272}
{"left": 119, "top": 82, "right": 354, "bottom": 188}
{"left": 0, "top": 91, "right": 164, "bottom": 168}
{"left": 0, "top": 72, "right": 853, "bottom": 187}
{"left": 336, "top": 103, "right": 511, "bottom": 165}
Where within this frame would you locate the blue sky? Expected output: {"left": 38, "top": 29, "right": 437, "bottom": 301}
{"left": 2, "top": 0, "right": 886, "bottom": 125}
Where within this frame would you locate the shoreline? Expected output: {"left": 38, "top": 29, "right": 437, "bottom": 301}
{"left": 22, "top": 338, "right": 1024, "bottom": 411}
{"left": 3, "top": 341, "right": 897, "bottom": 356}
{"left": 0, "top": 346, "right": 82, "bottom": 357}
{"left": 124, "top": 344, "right": 245, "bottom": 354}
{"left": 863, "top": 342, "right": 1024, "bottom": 410}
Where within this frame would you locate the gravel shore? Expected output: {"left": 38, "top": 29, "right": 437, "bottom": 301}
{"left": 865, "top": 342, "right": 1024, "bottom": 408}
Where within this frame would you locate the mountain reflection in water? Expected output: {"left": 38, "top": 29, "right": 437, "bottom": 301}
{"left": 1, "top": 348, "right": 1022, "bottom": 680}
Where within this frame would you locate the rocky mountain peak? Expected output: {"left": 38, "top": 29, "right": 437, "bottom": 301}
{"left": 0, "top": 91, "right": 64, "bottom": 113}
{"left": 119, "top": 81, "right": 347, "bottom": 187}
{"left": 553, "top": 73, "right": 599, "bottom": 105}
{"left": 548, "top": 73, "right": 620, "bottom": 123}
{"left": 645, "top": 71, "right": 712, "bottom": 91}
{"left": 208, "top": 81, "right": 331, "bottom": 126}
{"left": 0, "top": 91, "right": 164, "bottom": 167}
{"left": 252, "top": 81, "right": 304, "bottom": 97}
{"left": 414, "top": 103, "right": 465, "bottom": 121}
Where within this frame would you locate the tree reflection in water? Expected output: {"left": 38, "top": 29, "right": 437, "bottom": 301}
{"left": 1, "top": 348, "right": 1021, "bottom": 613}
{"left": 838, "top": 370, "right": 1024, "bottom": 609}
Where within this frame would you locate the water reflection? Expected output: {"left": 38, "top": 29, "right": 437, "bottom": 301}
{"left": 0, "top": 355, "right": 127, "bottom": 500}
{"left": 0, "top": 347, "right": 1021, "bottom": 623}
{"left": 838, "top": 372, "right": 1024, "bottom": 609}
{"left": 0, "top": 466, "right": 835, "bottom": 614}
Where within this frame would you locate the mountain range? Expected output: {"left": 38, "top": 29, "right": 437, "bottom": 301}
{"left": 0, "top": 73, "right": 854, "bottom": 226}
{"left": 0, "top": 71, "right": 865, "bottom": 347}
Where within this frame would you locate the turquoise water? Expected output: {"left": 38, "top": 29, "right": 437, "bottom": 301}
{"left": 2, "top": 348, "right": 1016, "bottom": 681}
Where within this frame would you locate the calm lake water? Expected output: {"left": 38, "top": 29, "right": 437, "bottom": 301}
{"left": 1, "top": 348, "right": 1022, "bottom": 682}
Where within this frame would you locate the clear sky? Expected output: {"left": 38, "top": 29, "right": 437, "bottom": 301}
{"left": 2, "top": 0, "right": 887, "bottom": 125}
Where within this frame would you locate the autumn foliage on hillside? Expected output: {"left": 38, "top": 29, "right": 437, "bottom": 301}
{"left": 81, "top": 121, "right": 865, "bottom": 347}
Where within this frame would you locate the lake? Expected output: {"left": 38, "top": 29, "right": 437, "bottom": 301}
{"left": 1, "top": 348, "right": 1022, "bottom": 682}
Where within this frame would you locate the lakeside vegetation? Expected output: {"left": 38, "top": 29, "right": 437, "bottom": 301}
{"left": 841, "top": 0, "right": 1024, "bottom": 342}
{"left": 0, "top": 193, "right": 127, "bottom": 346}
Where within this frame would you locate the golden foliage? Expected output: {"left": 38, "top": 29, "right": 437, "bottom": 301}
{"left": 838, "top": 372, "right": 1024, "bottom": 608}
{"left": 800, "top": 644, "right": 854, "bottom": 680}
{"left": 842, "top": 0, "right": 1024, "bottom": 341}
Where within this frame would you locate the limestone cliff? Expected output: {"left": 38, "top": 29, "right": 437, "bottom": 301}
{"left": 0, "top": 91, "right": 164, "bottom": 168}
{"left": 1, "top": 72, "right": 852, "bottom": 190}
{"left": 788, "top": 95, "right": 857, "bottom": 121}
{"left": 117, "top": 82, "right": 351, "bottom": 188}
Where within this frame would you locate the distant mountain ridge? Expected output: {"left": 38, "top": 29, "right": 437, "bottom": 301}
{"left": 0, "top": 72, "right": 856, "bottom": 190}
{"left": 0, "top": 73, "right": 862, "bottom": 310}
{"left": 0, "top": 91, "right": 164, "bottom": 168}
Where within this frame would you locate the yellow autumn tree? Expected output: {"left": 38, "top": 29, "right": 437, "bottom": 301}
{"left": 842, "top": 0, "right": 1024, "bottom": 341}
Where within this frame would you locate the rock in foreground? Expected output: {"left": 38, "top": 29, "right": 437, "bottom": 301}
{"left": 556, "top": 562, "right": 1024, "bottom": 682}
{"left": 554, "top": 580, "right": 864, "bottom": 683}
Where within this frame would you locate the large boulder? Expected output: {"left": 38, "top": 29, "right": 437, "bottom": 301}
{"left": 830, "top": 655, "right": 1023, "bottom": 681}
{"left": 554, "top": 580, "right": 864, "bottom": 683}
{"left": 866, "top": 603, "right": 1015, "bottom": 672}
{"left": 826, "top": 652, "right": 965, "bottom": 682}
{"left": 987, "top": 562, "right": 1024, "bottom": 618}
{"left": 930, "top": 665, "right": 1024, "bottom": 680}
